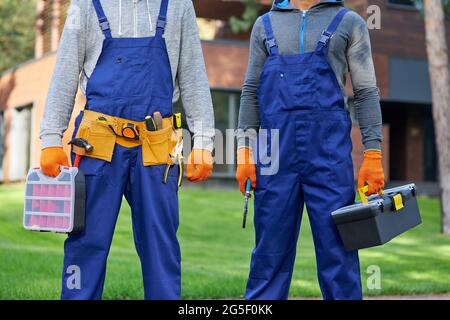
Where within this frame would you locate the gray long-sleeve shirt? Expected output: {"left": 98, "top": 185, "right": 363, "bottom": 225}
{"left": 238, "top": 0, "right": 382, "bottom": 151}
{"left": 40, "top": 0, "right": 215, "bottom": 151}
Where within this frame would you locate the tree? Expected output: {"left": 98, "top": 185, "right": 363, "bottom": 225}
{"left": 0, "top": 0, "right": 36, "bottom": 73}
{"left": 421, "top": 0, "right": 450, "bottom": 235}
{"left": 229, "top": 0, "right": 261, "bottom": 33}
{"left": 416, "top": 0, "right": 450, "bottom": 13}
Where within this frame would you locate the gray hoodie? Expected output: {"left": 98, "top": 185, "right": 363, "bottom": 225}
{"left": 238, "top": 0, "right": 382, "bottom": 151}
{"left": 40, "top": 0, "right": 215, "bottom": 151}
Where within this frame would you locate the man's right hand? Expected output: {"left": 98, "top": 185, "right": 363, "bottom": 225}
{"left": 40, "top": 147, "right": 69, "bottom": 177}
{"left": 236, "top": 147, "right": 256, "bottom": 195}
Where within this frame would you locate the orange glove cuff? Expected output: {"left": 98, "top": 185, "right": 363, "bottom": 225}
{"left": 236, "top": 147, "right": 256, "bottom": 195}
{"left": 364, "top": 150, "right": 382, "bottom": 159}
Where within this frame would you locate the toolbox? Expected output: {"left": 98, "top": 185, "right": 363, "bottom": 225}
{"left": 331, "top": 184, "right": 421, "bottom": 251}
{"left": 23, "top": 167, "right": 85, "bottom": 234}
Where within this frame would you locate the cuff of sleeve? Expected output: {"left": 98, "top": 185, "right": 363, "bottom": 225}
{"left": 237, "top": 134, "right": 257, "bottom": 150}
{"left": 193, "top": 136, "right": 214, "bottom": 152}
{"left": 363, "top": 140, "right": 381, "bottom": 151}
{"left": 41, "top": 134, "right": 63, "bottom": 149}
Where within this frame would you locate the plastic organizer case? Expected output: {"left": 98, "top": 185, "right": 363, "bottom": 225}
{"left": 23, "top": 167, "right": 85, "bottom": 234}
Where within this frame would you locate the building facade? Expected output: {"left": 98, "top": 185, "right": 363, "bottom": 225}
{"left": 0, "top": 0, "right": 448, "bottom": 185}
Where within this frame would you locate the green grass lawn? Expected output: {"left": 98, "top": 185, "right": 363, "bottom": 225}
{"left": 0, "top": 183, "right": 449, "bottom": 299}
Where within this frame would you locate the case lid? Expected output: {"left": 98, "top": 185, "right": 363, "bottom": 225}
{"left": 332, "top": 184, "right": 416, "bottom": 224}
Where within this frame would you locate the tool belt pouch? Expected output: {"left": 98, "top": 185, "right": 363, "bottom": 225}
{"left": 142, "top": 125, "right": 177, "bottom": 166}
{"left": 75, "top": 117, "right": 116, "bottom": 162}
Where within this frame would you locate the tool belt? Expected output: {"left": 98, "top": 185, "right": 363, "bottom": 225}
{"left": 74, "top": 110, "right": 182, "bottom": 169}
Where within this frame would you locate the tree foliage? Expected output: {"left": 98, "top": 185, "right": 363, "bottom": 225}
{"left": 229, "top": 0, "right": 261, "bottom": 33}
{"left": 0, "top": 0, "right": 36, "bottom": 73}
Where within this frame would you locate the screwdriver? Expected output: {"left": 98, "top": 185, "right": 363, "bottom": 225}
{"left": 242, "top": 179, "right": 252, "bottom": 229}
{"left": 153, "top": 111, "right": 163, "bottom": 130}
{"left": 145, "top": 116, "right": 157, "bottom": 131}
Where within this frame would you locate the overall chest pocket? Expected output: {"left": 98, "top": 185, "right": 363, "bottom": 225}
{"left": 278, "top": 70, "right": 316, "bottom": 111}
{"left": 113, "top": 55, "right": 153, "bottom": 97}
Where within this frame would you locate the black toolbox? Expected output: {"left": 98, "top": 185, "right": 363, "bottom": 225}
{"left": 331, "top": 184, "right": 422, "bottom": 251}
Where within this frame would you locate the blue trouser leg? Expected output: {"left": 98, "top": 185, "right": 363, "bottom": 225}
{"left": 61, "top": 147, "right": 130, "bottom": 300}
{"left": 245, "top": 170, "right": 303, "bottom": 300}
{"left": 303, "top": 182, "right": 362, "bottom": 300}
{"left": 124, "top": 147, "right": 181, "bottom": 300}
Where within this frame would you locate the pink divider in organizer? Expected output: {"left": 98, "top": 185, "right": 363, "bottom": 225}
{"left": 33, "top": 184, "right": 41, "bottom": 196}
{"left": 55, "top": 216, "right": 64, "bottom": 228}
{"left": 29, "top": 215, "right": 40, "bottom": 227}
{"left": 64, "top": 185, "right": 71, "bottom": 197}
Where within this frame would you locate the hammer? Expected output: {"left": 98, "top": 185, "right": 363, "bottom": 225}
{"left": 68, "top": 138, "right": 93, "bottom": 168}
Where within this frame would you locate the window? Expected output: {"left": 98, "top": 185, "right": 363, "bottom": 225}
{"left": 211, "top": 90, "right": 240, "bottom": 177}
{"left": 388, "top": 0, "right": 415, "bottom": 7}
{"left": 173, "top": 89, "right": 240, "bottom": 178}
{"left": 8, "top": 105, "right": 32, "bottom": 181}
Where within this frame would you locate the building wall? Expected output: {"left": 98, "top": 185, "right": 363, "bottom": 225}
{"left": 2, "top": 0, "right": 448, "bottom": 182}
{"left": 0, "top": 54, "right": 86, "bottom": 182}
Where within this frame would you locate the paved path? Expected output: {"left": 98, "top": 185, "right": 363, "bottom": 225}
{"left": 364, "top": 294, "right": 450, "bottom": 300}
{"left": 292, "top": 294, "right": 450, "bottom": 300}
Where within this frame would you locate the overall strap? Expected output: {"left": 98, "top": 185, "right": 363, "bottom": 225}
{"left": 92, "top": 0, "right": 112, "bottom": 38}
{"left": 262, "top": 13, "right": 279, "bottom": 56}
{"left": 156, "top": 0, "right": 169, "bottom": 38}
{"left": 315, "top": 7, "right": 349, "bottom": 52}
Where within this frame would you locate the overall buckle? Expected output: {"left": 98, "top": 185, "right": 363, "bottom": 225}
{"left": 157, "top": 17, "right": 166, "bottom": 29}
{"left": 267, "top": 38, "right": 277, "bottom": 48}
{"left": 319, "top": 31, "right": 332, "bottom": 45}
{"left": 99, "top": 18, "right": 110, "bottom": 31}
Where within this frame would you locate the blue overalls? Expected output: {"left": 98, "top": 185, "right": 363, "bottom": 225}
{"left": 62, "top": 0, "right": 181, "bottom": 300}
{"left": 246, "top": 8, "right": 362, "bottom": 300}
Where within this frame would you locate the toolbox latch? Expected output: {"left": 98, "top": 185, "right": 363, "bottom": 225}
{"left": 393, "top": 194, "right": 404, "bottom": 211}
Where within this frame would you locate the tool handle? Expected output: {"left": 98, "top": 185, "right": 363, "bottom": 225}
{"left": 245, "top": 179, "right": 252, "bottom": 195}
{"left": 242, "top": 179, "right": 252, "bottom": 229}
{"left": 74, "top": 155, "right": 81, "bottom": 168}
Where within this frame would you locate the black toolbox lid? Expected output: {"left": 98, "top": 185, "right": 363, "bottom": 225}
{"left": 331, "top": 184, "right": 416, "bottom": 225}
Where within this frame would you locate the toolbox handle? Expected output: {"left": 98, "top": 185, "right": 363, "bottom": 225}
{"left": 358, "top": 184, "right": 417, "bottom": 212}
{"left": 358, "top": 185, "right": 384, "bottom": 204}
{"left": 30, "top": 166, "right": 76, "bottom": 182}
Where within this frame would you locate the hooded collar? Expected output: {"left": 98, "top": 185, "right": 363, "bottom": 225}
{"left": 272, "top": 0, "right": 344, "bottom": 11}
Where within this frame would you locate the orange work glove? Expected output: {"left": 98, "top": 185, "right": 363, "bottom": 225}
{"left": 236, "top": 147, "right": 256, "bottom": 195}
{"left": 358, "top": 150, "right": 385, "bottom": 196}
{"left": 186, "top": 149, "right": 213, "bottom": 182}
{"left": 40, "top": 147, "right": 69, "bottom": 177}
